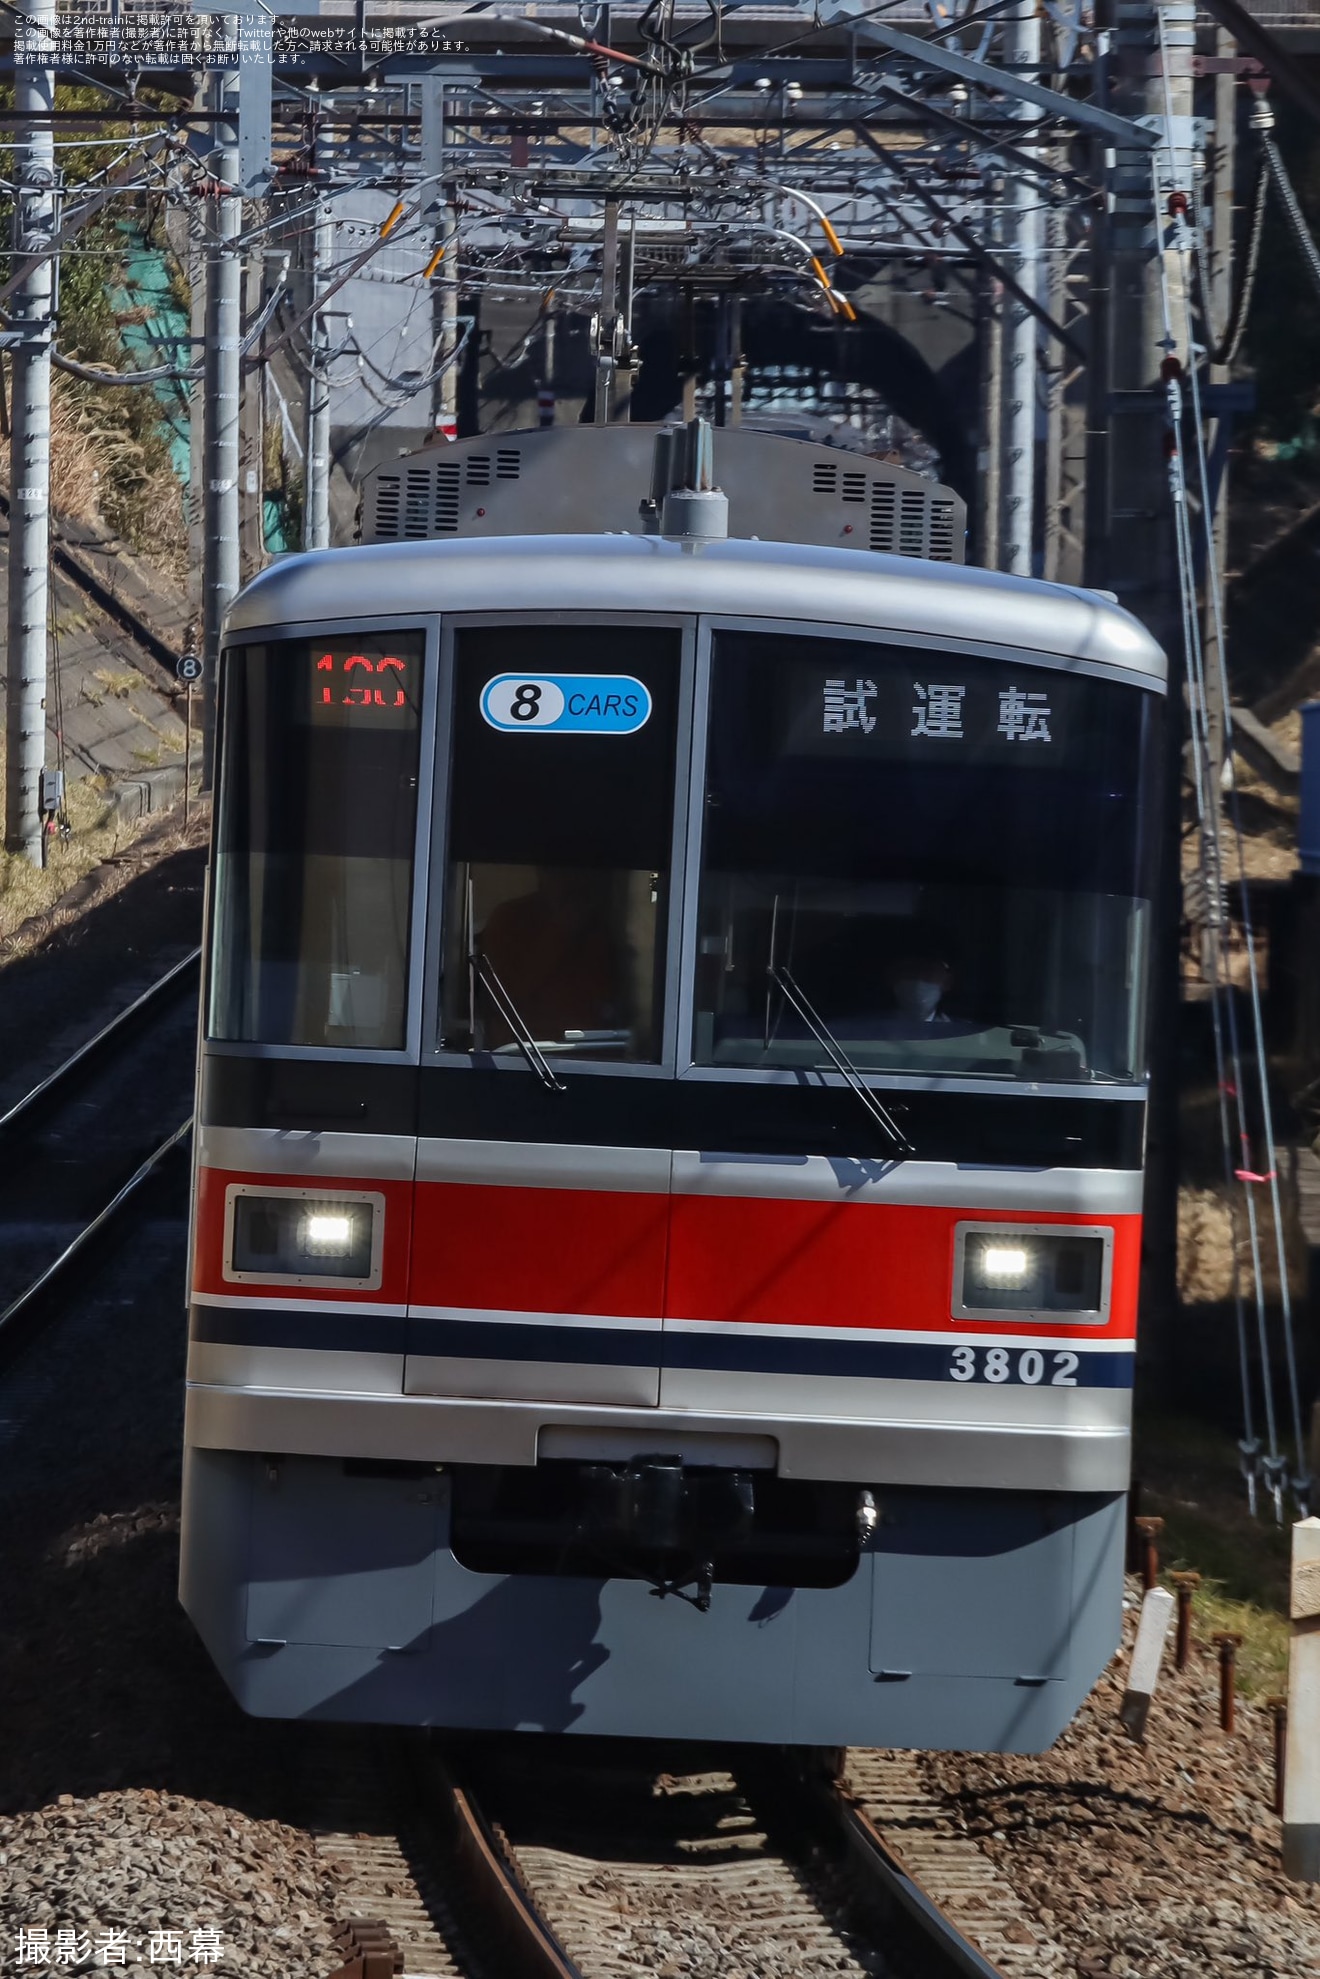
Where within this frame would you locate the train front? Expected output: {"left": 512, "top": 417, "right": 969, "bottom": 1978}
{"left": 180, "top": 538, "right": 1165, "bottom": 1751}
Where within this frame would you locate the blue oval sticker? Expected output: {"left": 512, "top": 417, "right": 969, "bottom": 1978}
{"left": 480, "top": 673, "right": 652, "bottom": 736}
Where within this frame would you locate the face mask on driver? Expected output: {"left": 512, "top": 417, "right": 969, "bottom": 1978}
{"left": 894, "top": 977, "right": 943, "bottom": 1020}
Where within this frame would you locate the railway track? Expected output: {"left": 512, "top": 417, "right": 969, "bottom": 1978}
{"left": 0, "top": 946, "right": 199, "bottom": 1356}
{"left": 0, "top": 959, "right": 1049, "bottom": 1979}
{"left": 305, "top": 1735, "right": 1043, "bottom": 1979}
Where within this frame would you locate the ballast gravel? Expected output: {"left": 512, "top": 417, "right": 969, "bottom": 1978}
{"left": 922, "top": 1583, "right": 1320, "bottom": 1979}
{"left": 2, "top": 852, "right": 1320, "bottom": 1978}
{"left": 0, "top": 1791, "right": 342, "bottom": 1978}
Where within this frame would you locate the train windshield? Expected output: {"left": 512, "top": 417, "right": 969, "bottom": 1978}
{"left": 694, "top": 630, "right": 1161, "bottom": 1085}
{"left": 440, "top": 624, "right": 681, "bottom": 1063}
{"left": 210, "top": 630, "right": 424, "bottom": 1050}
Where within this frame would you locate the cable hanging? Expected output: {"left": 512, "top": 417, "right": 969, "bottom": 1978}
{"left": 1254, "top": 97, "right": 1320, "bottom": 304}
{"left": 1151, "top": 103, "right": 1314, "bottom": 1519}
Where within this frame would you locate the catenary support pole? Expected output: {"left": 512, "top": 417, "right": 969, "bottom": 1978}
{"left": 1103, "top": 0, "right": 1197, "bottom": 1326}
{"left": 302, "top": 112, "right": 332, "bottom": 552}
{"left": 538, "top": 303, "right": 556, "bottom": 426}
{"left": 594, "top": 200, "right": 620, "bottom": 425}
{"left": 424, "top": 79, "right": 460, "bottom": 442}
{"left": 239, "top": 240, "right": 265, "bottom": 578}
{"left": 435, "top": 193, "right": 459, "bottom": 440}
{"left": 977, "top": 262, "right": 1004, "bottom": 570}
{"left": 4, "top": 0, "right": 56, "bottom": 864}
{"left": 186, "top": 191, "right": 206, "bottom": 626}
{"left": 999, "top": 0, "right": 1041, "bottom": 575}
{"left": 201, "top": 58, "right": 241, "bottom": 791}
{"left": 1201, "top": 29, "right": 1236, "bottom": 799}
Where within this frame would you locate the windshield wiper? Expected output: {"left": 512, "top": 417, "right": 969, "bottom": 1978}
{"left": 469, "top": 949, "right": 567, "bottom": 1093}
{"left": 768, "top": 962, "right": 913, "bottom": 1157}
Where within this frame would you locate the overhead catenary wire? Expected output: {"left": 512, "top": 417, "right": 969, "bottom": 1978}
{"left": 1147, "top": 138, "right": 1281, "bottom": 1515}
{"left": 1254, "top": 98, "right": 1320, "bottom": 303}
{"left": 1150, "top": 14, "right": 1293, "bottom": 1516}
{"left": 1149, "top": 76, "right": 1312, "bottom": 1518}
{"left": 1168, "top": 181, "right": 1313, "bottom": 1518}
{"left": 1195, "top": 145, "right": 1269, "bottom": 367}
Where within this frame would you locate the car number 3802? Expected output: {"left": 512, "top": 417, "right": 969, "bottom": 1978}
{"left": 948, "top": 1346, "right": 1079, "bottom": 1386}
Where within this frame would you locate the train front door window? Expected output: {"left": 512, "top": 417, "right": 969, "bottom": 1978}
{"left": 693, "top": 630, "right": 1161, "bottom": 1085}
{"left": 210, "top": 630, "right": 425, "bottom": 1050}
{"left": 441, "top": 625, "right": 682, "bottom": 1064}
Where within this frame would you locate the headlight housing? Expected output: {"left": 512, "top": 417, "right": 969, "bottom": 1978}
{"left": 953, "top": 1222, "right": 1111, "bottom": 1323}
{"left": 223, "top": 1185, "right": 384, "bottom": 1289}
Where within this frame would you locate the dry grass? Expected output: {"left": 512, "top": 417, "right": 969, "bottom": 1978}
{"left": 1177, "top": 1187, "right": 1238, "bottom": 1305}
{"left": 1136, "top": 1412, "right": 1296, "bottom": 1699}
{"left": 0, "top": 375, "right": 109, "bottom": 526}
{"left": 0, "top": 772, "right": 158, "bottom": 952}
{"left": 1176, "top": 1183, "right": 1301, "bottom": 1306}
{"left": 1188, "top": 1582, "right": 1290, "bottom": 1699}
{"left": 0, "top": 371, "right": 188, "bottom": 569}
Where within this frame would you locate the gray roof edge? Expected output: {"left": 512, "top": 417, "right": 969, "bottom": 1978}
{"left": 227, "top": 536, "right": 1168, "bottom": 684}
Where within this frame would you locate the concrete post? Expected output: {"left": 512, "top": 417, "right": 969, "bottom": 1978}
{"left": 4, "top": 0, "right": 55, "bottom": 864}
{"left": 1000, "top": 0, "right": 1040, "bottom": 577}
{"left": 1201, "top": 29, "right": 1237, "bottom": 798}
{"left": 1102, "top": 0, "right": 1195, "bottom": 638}
{"left": 435, "top": 195, "right": 460, "bottom": 440}
{"left": 1102, "top": 0, "right": 1197, "bottom": 1325}
{"left": 201, "top": 57, "right": 241, "bottom": 790}
{"left": 302, "top": 170, "right": 332, "bottom": 551}
{"left": 594, "top": 200, "right": 620, "bottom": 425}
{"left": 239, "top": 242, "right": 265, "bottom": 577}
{"left": 977, "top": 265, "right": 1003, "bottom": 570}
{"left": 1283, "top": 1516, "right": 1320, "bottom": 1881}
{"left": 421, "top": 75, "right": 460, "bottom": 440}
{"left": 186, "top": 194, "right": 206, "bottom": 623}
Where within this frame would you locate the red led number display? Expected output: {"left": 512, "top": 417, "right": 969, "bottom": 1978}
{"left": 316, "top": 651, "right": 408, "bottom": 710}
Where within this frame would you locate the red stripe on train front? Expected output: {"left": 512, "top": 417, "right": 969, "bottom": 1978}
{"left": 193, "top": 1169, "right": 1139, "bottom": 1340}
{"left": 665, "top": 1195, "right": 1139, "bottom": 1337}
{"left": 407, "top": 1180, "right": 1137, "bottom": 1340}
{"left": 410, "top": 1179, "right": 669, "bottom": 1317}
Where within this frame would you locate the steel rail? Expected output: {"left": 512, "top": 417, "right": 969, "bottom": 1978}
{"left": 427, "top": 1737, "right": 1012, "bottom": 1979}
{"left": 831, "top": 1781, "right": 1008, "bottom": 1979}
{"left": 737, "top": 1751, "right": 1012, "bottom": 1979}
{"left": 0, "top": 946, "right": 201, "bottom": 1135}
{"left": 423, "top": 1745, "right": 589, "bottom": 1979}
{"left": 0, "top": 1116, "right": 192, "bottom": 1342}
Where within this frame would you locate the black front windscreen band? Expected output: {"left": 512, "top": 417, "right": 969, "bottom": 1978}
{"left": 441, "top": 625, "right": 682, "bottom": 1065}
{"left": 210, "top": 631, "right": 425, "bottom": 1050}
{"left": 693, "top": 630, "right": 1161, "bottom": 1087}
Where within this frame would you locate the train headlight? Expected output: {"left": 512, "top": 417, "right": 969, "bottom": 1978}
{"left": 954, "top": 1223, "right": 1112, "bottom": 1322}
{"left": 224, "top": 1187, "right": 383, "bottom": 1287}
{"left": 978, "top": 1244, "right": 1030, "bottom": 1286}
{"left": 302, "top": 1211, "right": 355, "bottom": 1256}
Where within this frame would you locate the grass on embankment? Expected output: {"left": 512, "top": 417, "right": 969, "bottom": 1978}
{"left": 1134, "top": 1409, "right": 1293, "bottom": 1698}
{"left": 0, "top": 770, "right": 158, "bottom": 953}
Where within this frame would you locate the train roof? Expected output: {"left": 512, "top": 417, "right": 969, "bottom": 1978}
{"left": 227, "top": 535, "right": 1167, "bottom": 686}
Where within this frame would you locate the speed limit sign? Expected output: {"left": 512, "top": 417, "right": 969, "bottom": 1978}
{"left": 177, "top": 652, "right": 203, "bottom": 683}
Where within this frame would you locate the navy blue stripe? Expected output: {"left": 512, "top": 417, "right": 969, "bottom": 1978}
{"left": 667, "top": 1329, "right": 1132, "bottom": 1386}
{"left": 191, "top": 1304, "right": 1132, "bottom": 1387}
{"left": 409, "top": 1314, "right": 658, "bottom": 1366}
{"left": 190, "top": 1304, "right": 408, "bottom": 1354}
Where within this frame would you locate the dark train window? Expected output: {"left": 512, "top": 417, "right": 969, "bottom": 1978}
{"left": 441, "top": 624, "right": 681, "bottom": 1064}
{"left": 210, "top": 630, "right": 424, "bottom": 1050}
{"left": 693, "top": 630, "right": 1162, "bottom": 1086}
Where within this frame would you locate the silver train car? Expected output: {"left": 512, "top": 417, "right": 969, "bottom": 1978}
{"left": 180, "top": 425, "right": 1164, "bottom": 1749}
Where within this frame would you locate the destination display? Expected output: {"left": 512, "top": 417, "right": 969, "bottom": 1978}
{"left": 766, "top": 643, "right": 1118, "bottom": 767}
{"left": 303, "top": 633, "right": 423, "bottom": 729}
